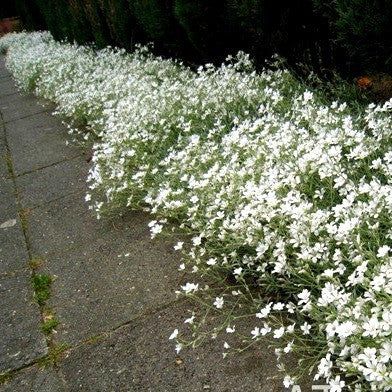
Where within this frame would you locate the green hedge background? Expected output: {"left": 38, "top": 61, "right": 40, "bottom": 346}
{"left": 2, "top": 0, "right": 392, "bottom": 76}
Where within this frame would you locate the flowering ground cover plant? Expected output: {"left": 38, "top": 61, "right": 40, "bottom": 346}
{"left": 1, "top": 31, "right": 392, "bottom": 391}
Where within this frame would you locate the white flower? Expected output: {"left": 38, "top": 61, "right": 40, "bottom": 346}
{"left": 8, "top": 31, "right": 392, "bottom": 391}
{"left": 377, "top": 245, "right": 390, "bottom": 258}
{"left": 336, "top": 320, "right": 357, "bottom": 338}
{"left": 181, "top": 282, "right": 199, "bottom": 294}
{"left": 233, "top": 267, "right": 242, "bottom": 275}
{"left": 213, "top": 297, "right": 224, "bottom": 309}
{"left": 251, "top": 327, "right": 260, "bottom": 339}
{"left": 380, "top": 342, "right": 392, "bottom": 363}
{"left": 297, "top": 289, "right": 311, "bottom": 305}
{"left": 192, "top": 235, "right": 202, "bottom": 246}
{"left": 149, "top": 223, "right": 163, "bottom": 236}
{"left": 303, "top": 90, "right": 313, "bottom": 102}
{"left": 184, "top": 315, "right": 195, "bottom": 324}
{"left": 300, "top": 322, "right": 311, "bottom": 335}
{"left": 286, "top": 323, "right": 295, "bottom": 333}
{"left": 284, "top": 341, "right": 293, "bottom": 353}
{"left": 226, "top": 325, "right": 235, "bottom": 333}
{"left": 286, "top": 303, "right": 295, "bottom": 314}
{"left": 169, "top": 329, "right": 178, "bottom": 340}
{"left": 174, "top": 241, "right": 184, "bottom": 250}
{"left": 256, "top": 304, "right": 272, "bottom": 319}
{"left": 273, "top": 327, "right": 285, "bottom": 339}
{"left": 206, "top": 258, "right": 217, "bottom": 266}
{"left": 273, "top": 302, "right": 285, "bottom": 311}
{"left": 148, "top": 220, "right": 157, "bottom": 228}
{"left": 260, "top": 323, "right": 271, "bottom": 336}
{"left": 283, "top": 375, "right": 294, "bottom": 388}
{"left": 329, "top": 375, "right": 345, "bottom": 392}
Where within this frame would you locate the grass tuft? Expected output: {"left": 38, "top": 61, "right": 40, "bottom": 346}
{"left": 37, "top": 343, "right": 68, "bottom": 368}
{"left": 41, "top": 317, "right": 59, "bottom": 335}
{"left": 32, "top": 274, "right": 52, "bottom": 305}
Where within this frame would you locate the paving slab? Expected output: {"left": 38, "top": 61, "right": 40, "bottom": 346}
{"left": 0, "top": 366, "right": 66, "bottom": 392}
{"left": 0, "top": 93, "right": 53, "bottom": 124}
{"left": 0, "top": 90, "right": 48, "bottom": 110}
{"left": 0, "top": 88, "right": 27, "bottom": 105}
{"left": 0, "top": 270, "right": 48, "bottom": 373}
{"left": 60, "top": 301, "right": 286, "bottom": 392}
{"left": 41, "top": 210, "right": 183, "bottom": 345}
{"left": 0, "top": 216, "right": 29, "bottom": 275}
{"left": 15, "top": 155, "right": 90, "bottom": 208}
{"left": 27, "top": 192, "right": 96, "bottom": 257}
{"left": 27, "top": 192, "right": 151, "bottom": 257}
{"left": 0, "top": 78, "right": 17, "bottom": 97}
{"left": 5, "top": 112, "right": 82, "bottom": 175}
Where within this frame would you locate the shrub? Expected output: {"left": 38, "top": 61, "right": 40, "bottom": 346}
{"left": 97, "top": 0, "right": 142, "bottom": 50}
{"left": 313, "top": 0, "right": 392, "bottom": 74}
{"left": 173, "top": 0, "right": 239, "bottom": 62}
{"left": 128, "top": 0, "right": 191, "bottom": 59}
{"left": 226, "top": 0, "right": 331, "bottom": 70}
{"left": 34, "top": 0, "right": 73, "bottom": 41}
{"left": 14, "top": 0, "right": 46, "bottom": 31}
{"left": 80, "top": 0, "right": 110, "bottom": 48}
{"left": 67, "top": 0, "right": 94, "bottom": 45}
{"left": 0, "top": 2, "right": 17, "bottom": 19}
{"left": 128, "top": 0, "right": 168, "bottom": 41}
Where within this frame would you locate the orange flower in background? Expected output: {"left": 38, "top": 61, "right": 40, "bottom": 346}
{"left": 0, "top": 18, "right": 21, "bottom": 36}
{"left": 357, "top": 76, "right": 372, "bottom": 89}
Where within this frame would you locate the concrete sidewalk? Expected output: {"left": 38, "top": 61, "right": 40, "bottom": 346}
{"left": 0, "top": 55, "right": 294, "bottom": 391}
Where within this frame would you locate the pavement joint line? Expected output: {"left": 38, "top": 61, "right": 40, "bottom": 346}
{"left": 0, "top": 295, "right": 185, "bottom": 383}
{"left": 0, "top": 91, "right": 19, "bottom": 98}
{"left": 3, "top": 107, "right": 53, "bottom": 125}
{"left": 0, "top": 357, "right": 45, "bottom": 385}
{"left": 19, "top": 187, "right": 87, "bottom": 214}
{"left": 62, "top": 296, "right": 187, "bottom": 355}
{"left": 34, "top": 186, "right": 86, "bottom": 207}
{"left": 0, "top": 344, "right": 70, "bottom": 387}
{"left": 2, "top": 297, "right": 186, "bottom": 385}
{"left": 14, "top": 152, "right": 87, "bottom": 178}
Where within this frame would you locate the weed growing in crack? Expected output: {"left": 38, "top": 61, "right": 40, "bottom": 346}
{"left": 29, "top": 258, "right": 44, "bottom": 271}
{"left": 32, "top": 274, "right": 52, "bottom": 306}
{"left": 41, "top": 317, "right": 59, "bottom": 335}
{"left": 37, "top": 343, "right": 68, "bottom": 368}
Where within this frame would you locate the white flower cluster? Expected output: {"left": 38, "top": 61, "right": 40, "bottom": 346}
{"left": 2, "top": 31, "right": 392, "bottom": 391}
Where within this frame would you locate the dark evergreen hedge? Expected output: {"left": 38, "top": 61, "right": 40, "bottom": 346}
{"left": 313, "top": 0, "right": 392, "bottom": 75}
{"left": 9, "top": 0, "right": 392, "bottom": 76}
{"left": 0, "top": 2, "right": 17, "bottom": 19}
